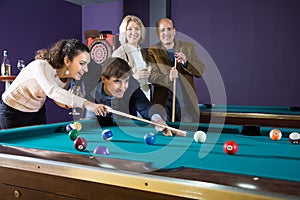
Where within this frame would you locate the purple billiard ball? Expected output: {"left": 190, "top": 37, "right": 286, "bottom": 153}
{"left": 144, "top": 132, "right": 156, "bottom": 145}
{"left": 102, "top": 129, "right": 113, "bottom": 141}
{"left": 74, "top": 137, "right": 88, "bottom": 151}
{"left": 93, "top": 146, "right": 110, "bottom": 155}
{"left": 289, "top": 132, "right": 300, "bottom": 145}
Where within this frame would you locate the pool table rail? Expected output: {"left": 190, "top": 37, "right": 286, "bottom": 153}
{"left": 200, "top": 110, "right": 300, "bottom": 128}
{"left": 0, "top": 145, "right": 299, "bottom": 200}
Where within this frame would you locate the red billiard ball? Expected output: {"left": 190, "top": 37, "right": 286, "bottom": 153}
{"left": 269, "top": 129, "right": 282, "bottom": 140}
{"left": 223, "top": 140, "right": 238, "bottom": 155}
{"left": 102, "top": 129, "right": 113, "bottom": 141}
{"left": 68, "top": 129, "right": 79, "bottom": 141}
{"left": 74, "top": 137, "right": 88, "bottom": 151}
{"left": 93, "top": 146, "right": 110, "bottom": 155}
{"left": 289, "top": 132, "right": 300, "bottom": 145}
{"left": 144, "top": 133, "right": 156, "bottom": 145}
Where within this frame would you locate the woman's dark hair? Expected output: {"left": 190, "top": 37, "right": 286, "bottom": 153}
{"left": 46, "top": 39, "right": 89, "bottom": 69}
{"left": 34, "top": 49, "right": 48, "bottom": 60}
{"left": 101, "top": 57, "right": 131, "bottom": 80}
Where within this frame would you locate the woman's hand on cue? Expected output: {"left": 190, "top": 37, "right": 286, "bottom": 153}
{"left": 83, "top": 101, "right": 110, "bottom": 116}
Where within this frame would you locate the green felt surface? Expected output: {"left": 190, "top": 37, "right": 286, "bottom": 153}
{"left": 0, "top": 119, "right": 299, "bottom": 183}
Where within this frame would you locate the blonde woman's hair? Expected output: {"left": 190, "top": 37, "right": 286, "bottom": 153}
{"left": 118, "top": 15, "right": 146, "bottom": 45}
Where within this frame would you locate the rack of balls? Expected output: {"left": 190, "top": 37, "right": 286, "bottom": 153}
{"left": 66, "top": 124, "right": 113, "bottom": 155}
{"left": 66, "top": 122, "right": 88, "bottom": 151}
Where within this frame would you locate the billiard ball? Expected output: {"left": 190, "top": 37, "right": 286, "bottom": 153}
{"left": 102, "top": 129, "right": 113, "bottom": 141}
{"left": 73, "top": 122, "right": 82, "bottom": 131}
{"left": 93, "top": 146, "right": 110, "bottom": 155}
{"left": 68, "top": 129, "right": 79, "bottom": 141}
{"left": 144, "top": 133, "right": 156, "bottom": 145}
{"left": 223, "top": 140, "right": 238, "bottom": 155}
{"left": 193, "top": 131, "right": 207, "bottom": 143}
{"left": 288, "top": 132, "right": 300, "bottom": 145}
{"left": 66, "top": 123, "right": 75, "bottom": 132}
{"left": 74, "top": 137, "right": 88, "bottom": 151}
{"left": 269, "top": 129, "right": 282, "bottom": 140}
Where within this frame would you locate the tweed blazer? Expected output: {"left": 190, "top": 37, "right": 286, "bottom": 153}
{"left": 148, "top": 40, "right": 205, "bottom": 112}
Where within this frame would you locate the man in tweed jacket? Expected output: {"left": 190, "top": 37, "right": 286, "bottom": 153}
{"left": 148, "top": 18, "right": 205, "bottom": 122}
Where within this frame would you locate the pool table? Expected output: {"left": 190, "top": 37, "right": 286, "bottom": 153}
{"left": 0, "top": 119, "right": 299, "bottom": 200}
{"left": 199, "top": 104, "right": 300, "bottom": 128}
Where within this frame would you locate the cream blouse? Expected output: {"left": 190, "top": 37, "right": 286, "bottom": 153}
{"left": 2, "top": 59, "right": 86, "bottom": 112}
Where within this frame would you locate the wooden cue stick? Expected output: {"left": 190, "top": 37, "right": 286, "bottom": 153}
{"left": 171, "top": 58, "right": 177, "bottom": 122}
{"left": 107, "top": 108, "right": 187, "bottom": 136}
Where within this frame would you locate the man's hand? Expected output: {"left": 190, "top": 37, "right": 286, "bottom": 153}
{"left": 175, "top": 52, "right": 187, "bottom": 64}
{"left": 154, "top": 118, "right": 186, "bottom": 137}
{"left": 169, "top": 67, "right": 178, "bottom": 82}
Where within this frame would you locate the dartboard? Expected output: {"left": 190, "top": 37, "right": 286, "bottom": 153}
{"left": 90, "top": 40, "right": 112, "bottom": 64}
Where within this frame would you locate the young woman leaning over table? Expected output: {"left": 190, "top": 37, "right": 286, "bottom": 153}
{"left": 0, "top": 39, "right": 108, "bottom": 129}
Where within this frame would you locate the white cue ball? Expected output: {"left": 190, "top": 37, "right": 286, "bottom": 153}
{"left": 194, "top": 131, "right": 207, "bottom": 143}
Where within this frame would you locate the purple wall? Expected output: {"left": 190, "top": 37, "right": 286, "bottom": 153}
{"left": 0, "top": 0, "right": 82, "bottom": 123}
{"left": 82, "top": 0, "right": 123, "bottom": 40}
{"left": 84, "top": 0, "right": 300, "bottom": 106}
{"left": 170, "top": 0, "right": 300, "bottom": 106}
{"left": 1, "top": 0, "right": 299, "bottom": 126}
{"left": 123, "top": 0, "right": 150, "bottom": 27}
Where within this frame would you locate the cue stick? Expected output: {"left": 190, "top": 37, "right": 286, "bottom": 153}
{"left": 171, "top": 58, "right": 177, "bottom": 122}
{"left": 106, "top": 107, "right": 187, "bottom": 136}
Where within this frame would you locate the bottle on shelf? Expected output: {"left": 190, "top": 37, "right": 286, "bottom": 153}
{"left": 1, "top": 50, "right": 11, "bottom": 76}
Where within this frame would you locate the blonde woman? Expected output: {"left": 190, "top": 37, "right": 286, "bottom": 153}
{"left": 112, "top": 15, "right": 151, "bottom": 101}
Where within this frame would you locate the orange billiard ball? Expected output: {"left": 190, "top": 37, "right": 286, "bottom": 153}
{"left": 269, "top": 129, "right": 282, "bottom": 140}
{"left": 223, "top": 140, "right": 238, "bottom": 155}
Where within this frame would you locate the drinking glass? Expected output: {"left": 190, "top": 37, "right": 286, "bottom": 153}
{"left": 69, "top": 85, "right": 82, "bottom": 116}
{"left": 17, "top": 60, "right": 25, "bottom": 71}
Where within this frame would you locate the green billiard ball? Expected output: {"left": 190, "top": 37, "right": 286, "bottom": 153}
{"left": 68, "top": 129, "right": 79, "bottom": 141}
